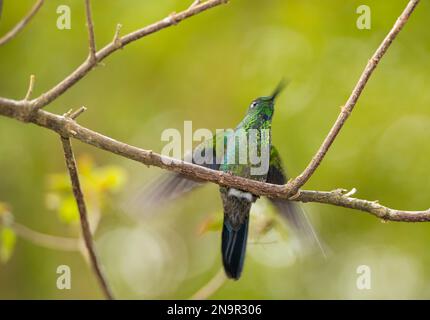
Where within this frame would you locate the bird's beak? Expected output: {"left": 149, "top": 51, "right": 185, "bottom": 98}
{"left": 270, "top": 79, "right": 288, "bottom": 101}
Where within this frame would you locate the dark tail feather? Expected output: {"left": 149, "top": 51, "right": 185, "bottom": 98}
{"left": 221, "top": 215, "right": 249, "bottom": 280}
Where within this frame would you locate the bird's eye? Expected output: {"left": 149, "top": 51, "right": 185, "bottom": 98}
{"left": 250, "top": 101, "right": 258, "bottom": 109}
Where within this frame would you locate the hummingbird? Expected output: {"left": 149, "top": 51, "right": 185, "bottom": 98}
{"left": 140, "top": 82, "right": 322, "bottom": 280}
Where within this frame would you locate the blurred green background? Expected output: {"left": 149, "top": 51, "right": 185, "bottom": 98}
{"left": 1, "top": 0, "right": 430, "bottom": 299}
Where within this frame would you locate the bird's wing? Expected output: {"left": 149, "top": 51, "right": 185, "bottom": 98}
{"left": 266, "top": 146, "right": 325, "bottom": 255}
{"left": 138, "top": 132, "right": 227, "bottom": 208}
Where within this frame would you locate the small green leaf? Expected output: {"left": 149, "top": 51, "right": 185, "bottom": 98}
{"left": 0, "top": 227, "right": 17, "bottom": 263}
{"left": 58, "top": 196, "right": 79, "bottom": 224}
{"left": 45, "top": 155, "right": 127, "bottom": 224}
{"left": 94, "top": 166, "right": 127, "bottom": 192}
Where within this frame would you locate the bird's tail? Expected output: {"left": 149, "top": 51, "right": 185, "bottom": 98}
{"left": 221, "top": 213, "right": 250, "bottom": 280}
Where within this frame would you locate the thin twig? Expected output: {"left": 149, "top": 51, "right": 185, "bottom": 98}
{"left": 70, "top": 106, "right": 87, "bottom": 120}
{"left": 112, "top": 23, "right": 122, "bottom": 48}
{"left": 190, "top": 268, "right": 227, "bottom": 300}
{"left": 189, "top": 0, "right": 202, "bottom": 8}
{"left": 0, "top": 220, "right": 81, "bottom": 251}
{"left": 286, "top": 0, "right": 420, "bottom": 194}
{"left": 60, "top": 136, "right": 114, "bottom": 300}
{"left": 13, "top": 222, "right": 81, "bottom": 251}
{"left": 24, "top": 75, "right": 35, "bottom": 101}
{"left": 84, "top": 0, "right": 97, "bottom": 62}
{"left": 14, "top": 0, "right": 226, "bottom": 112}
{"left": 0, "top": 0, "right": 44, "bottom": 46}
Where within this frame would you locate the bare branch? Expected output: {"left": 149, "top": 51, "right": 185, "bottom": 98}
{"left": 60, "top": 136, "right": 114, "bottom": 300}
{"left": 0, "top": 0, "right": 44, "bottom": 46}
{"left": 298, "top": 189, "right": 430, "bottom": 222}
{"left": 0, "top": 0, "right": 228, "bottom": 113}
{"left": 286, "top": 0, "right": 420, "bottom": 194}
{"left": 84, "top": 0, "right": 97, "bottom": 62}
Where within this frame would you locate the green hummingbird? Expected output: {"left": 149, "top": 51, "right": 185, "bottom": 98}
{"left": 140, "top": 82, "right": 322, "bottom": 280}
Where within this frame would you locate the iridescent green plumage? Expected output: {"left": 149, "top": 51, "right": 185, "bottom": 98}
{"left": 218, "top": 84, "right": 283, "bottom": 279}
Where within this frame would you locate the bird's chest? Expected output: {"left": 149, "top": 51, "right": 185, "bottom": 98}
{"left": 220, "top": 128, "right": 271, "bottom": 182}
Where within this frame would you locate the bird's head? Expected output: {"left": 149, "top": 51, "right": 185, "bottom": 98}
{"left": 245, "top": 80, "right": 287, "bottom": 122}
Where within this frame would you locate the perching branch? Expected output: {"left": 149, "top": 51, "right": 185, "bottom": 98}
{"left": 286, "top": 0, "right": 420, "bottom": 194}
{"left": 298, "top": 189, "right": 430, "bottom": 222}
{"left": 1, "top": 104, "right": 429, "bottom": 222}
{"left": 0, "top": 0, "right": 44, "bottom": 46}
{"left": 60, "top": 134, "right": 114, "bottom": 300}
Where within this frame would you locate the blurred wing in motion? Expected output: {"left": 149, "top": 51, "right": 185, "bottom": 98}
{"left": 139, "top": 172, "right": 204, "bottom": 208}
{"left": 137, "top": 132, "right": 228, "bottom": 208}
{"left": 266, "top": 146, "right": 325, "bottom": 256}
